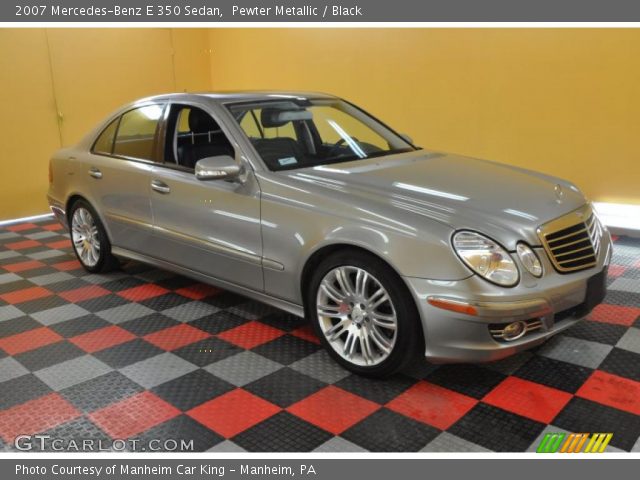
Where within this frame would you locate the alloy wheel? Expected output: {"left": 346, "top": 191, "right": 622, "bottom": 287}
{"left": 316, "top": 266, "right": 398, "bottom": 366}
{"left": 71, "top": 207, "right": 101, "bottom": 267}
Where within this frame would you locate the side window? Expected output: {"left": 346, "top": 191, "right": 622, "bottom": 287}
{"left": 113, "top": 104, "right": 164, "bottom": 161}
{"left": 92, "top": 118, "right": 119, "bottom": 155}
{"left": 164, "top": 105, "right": 235, "bottom": 170}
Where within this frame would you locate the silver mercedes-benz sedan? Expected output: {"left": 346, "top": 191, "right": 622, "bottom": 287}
{"left": 47, "top": 91, "right": 611, "bottom": 377}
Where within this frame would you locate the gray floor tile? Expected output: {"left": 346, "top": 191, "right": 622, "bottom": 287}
{"left": 537, "top": 335, "right": 612, "bottom": 369}
{"left": 290, "top": 350, "right": 350, "bottom": 384}
{"left": 0, "top": 357, "right": 29, "bottom": 383}
{"left": 31, "top": 304, "right": 90, "bottom": 326}
{"left": 34, "top": 355, "right": 112, "bottom": 390}
{"left": 119, "top": 352, "right": 198, "bottom": 388}
{"left": 204, "top": 351, "right": 282, "bottom": 386}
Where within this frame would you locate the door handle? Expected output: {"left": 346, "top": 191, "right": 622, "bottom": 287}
{"left": 88, "top": 167, "right": 102, "bottom": 179}
{"left": 151, "top": 180, "right": 171, "bottom": 194}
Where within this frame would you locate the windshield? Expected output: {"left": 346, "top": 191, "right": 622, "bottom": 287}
{"left": 227, "top": 98, "right": 417, "bottom": 171}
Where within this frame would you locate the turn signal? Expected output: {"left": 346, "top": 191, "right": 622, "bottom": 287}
{"left": 427, "top": 297, "right": 478, "bottom": 316}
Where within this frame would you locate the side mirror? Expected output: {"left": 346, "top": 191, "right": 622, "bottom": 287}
{"left": 195, "top": 156, "right": 242, "bottom": 181}
{"left": 400, "top": 133, "right": 414, "bottom": 145}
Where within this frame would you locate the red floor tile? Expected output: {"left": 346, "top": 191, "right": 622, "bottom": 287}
{"left": 2, "top": 260, "right": 45, "bottom": 273}
{"left": 175, "top": 283, "right": 221, "bottom": 300}
{"left": 59, "top": 285, "right": 110, "bottom": 303}
{"left": 0, "top": 327, "right": 63, "bottom": 355}
{"left": 187, "top": 389, "right": 280, "bottom": 438}
{"left": 52, "top": 259, "right": 82, "bottom": 271}
{"left": 42, "top": 223, "right": 64, "bottom": 231}
{"left": 117, "top": 284, "right": 170, "bottom": 302}
{"left": 386, "top": 381, "right": 478, "bottom": 430}
{"left": 287, "top": 386, "right": 380, "bottom": 435}
{"left": 45, "top": 239, "right": 71, "bottom": 249}
{"left": 217, "top": 321, "right": 285, "bottom": 349}
{"left": 69, "top": 325, "right": 136, "bottom": 353}
{"left": 0, "top": 286, "right": 52, "bottom": 304}
{"left": 89, "top": 391, "right": 180, "bottom": 439}
{"left": 607, "top": 265, "right": 627, "bottom": 278}
{"left": 576, "top": 371, "right": 640, "bottom": 416}
{"left": 482, "top": 377, "right": 573, "bottom": 424}
{"left": 290, "top": 325, "right": 321, "bottom": 345}
{"left": 588, "top": 304, "right": 640, "bottom": 326}
{"left": 0, "top": 393, "right": 80, "bottom": 443}
{"left": 143, "top": 324, "right": 210, "bottom": 351}
{"left": 5, "top": 239, "right": 41, "bottom": 250}
{"left": 6, "top": 222, "right": 38, "bottom": 232}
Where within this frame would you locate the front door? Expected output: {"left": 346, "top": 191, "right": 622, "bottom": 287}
{"left": 148, "top": 104, "right": 263, "bottom": 291}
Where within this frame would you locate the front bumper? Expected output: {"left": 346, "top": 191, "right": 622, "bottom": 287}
{"left": 405, "top": 232, "right": 612, "bottom": 363}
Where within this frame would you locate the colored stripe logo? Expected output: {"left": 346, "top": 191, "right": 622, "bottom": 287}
{"left": 537, "top": 433, "right": 613, "bottom": 453}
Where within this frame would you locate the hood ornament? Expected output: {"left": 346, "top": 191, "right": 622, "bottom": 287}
{"left": 554, "top": 184, "right": 565, "bottom": 203}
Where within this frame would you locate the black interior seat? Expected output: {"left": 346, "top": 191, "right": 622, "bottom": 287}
{"left": 178, "top": 109, "right": 234, "bottom": 169}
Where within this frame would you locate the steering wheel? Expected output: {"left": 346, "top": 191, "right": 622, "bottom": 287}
{"left": 328, "top": 137, "right": 359, "bottom": 156}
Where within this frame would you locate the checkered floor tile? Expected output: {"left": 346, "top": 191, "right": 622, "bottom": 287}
{"left": 0, "top": 218, "right": 639, "bottom": 452}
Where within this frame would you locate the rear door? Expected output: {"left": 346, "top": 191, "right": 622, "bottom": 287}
{"left": 84, "top": 103, "right": 164, "bottom": 252}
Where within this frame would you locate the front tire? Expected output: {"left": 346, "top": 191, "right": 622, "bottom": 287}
{"left": 69, "top": 200, "right": 119, "bottom": 273}
{"left": 307, "top": 250, "right": 422, "bottom": 377}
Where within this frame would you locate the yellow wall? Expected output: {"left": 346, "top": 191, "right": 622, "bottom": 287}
{"left": 208, "top": 29, "right": 640, "bottom": 205}
{"left": 0, "top": 28, "right": 211, "bottom": 220}
{"left": 2, "top": 28, "right": 639, "bottom": 221}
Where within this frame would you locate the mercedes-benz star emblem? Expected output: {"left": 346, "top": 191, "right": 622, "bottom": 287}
{"left": 554, "top": 184, "right": 565, "bottom": 202}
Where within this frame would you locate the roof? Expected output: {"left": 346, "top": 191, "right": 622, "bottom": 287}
{"left": 141, "top": 91, "right": 337, "bottom": 104}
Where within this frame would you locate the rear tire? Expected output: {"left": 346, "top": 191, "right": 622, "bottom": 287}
{"left": 69, "top": 199, "right": 119, "bottom": 273}
{"left": 306, "top": 249, "right": 423, "bottom": 377}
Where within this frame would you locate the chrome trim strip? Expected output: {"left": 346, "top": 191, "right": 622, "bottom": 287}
{"left": 105, "top": 212, "right": 154, "bottom": 232}
{"left": 154, "top": 225, "right": 262, "bottom": 266}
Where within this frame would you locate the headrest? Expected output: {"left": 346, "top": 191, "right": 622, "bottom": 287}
{"left": 261, "top": 108, "right": 312, "bottom": 128}
{"left": 188, "top": 109, "right": 218, "bottom": 134}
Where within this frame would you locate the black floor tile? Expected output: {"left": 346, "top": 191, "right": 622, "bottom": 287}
{"left": 335, "top": 373, "right": 415, "bottom": 404}
{"left": 252, "top": 335, "right": 321, "bottom": 365}
{"left": 119, "top": 313, "right": 181, "bottom": 336}
{"left": 514, "top": 355, "right": 593, "bottom": 393}
{"left": 563, "top": 320, "right": 627, "bottom": 346}
{"left": 49, "top": 315, "right": 111, "bottom": 338}
{"left": 172, "top": 337, "right": 241, "bottom": 367}
{"left": 0, "top": 374, "right": 52, "bottom": 410}
{"left": 188, "top": 311, "right": 249, "bottom": 335}
{"left": 424, "top": 365, "right": 507, "bottom": 399}
{"left": 244, "top": 368, "right": 325, "bottom": 407}
{"left": 0, "top": 316, "right": 40, "bottom": 339}
{"left": 448, "top": 403, "right": 545, "bottom": 452}
{"left": 92, "top": 339, "right": 164, "bottom": 369}
{"left": 342, "top": 408, "right": 439, "bottom": 452}
{"left": 233, "top": 412, "right": 332, "bottom": 452}
{"left": 599, "top": 347, "right": 640, "bottom": 382}
{"left": 137, "top": 415, "right": 224, "bottom": 452}
{"left": 60, "top": 371, "right": 144, "bottom": 413}
{"left": 15, "top": 341, "right": 85, "bottom": 372}
{"left": 152, "top": 369, "right": 234, "bottom": 411}
{"left": 553, "top": 397, "right": 640, "bottom": 451}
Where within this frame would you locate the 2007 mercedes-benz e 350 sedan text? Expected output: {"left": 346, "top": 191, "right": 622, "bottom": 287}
{"left": 47, "top": 92, "right": 611, "bottom": 376}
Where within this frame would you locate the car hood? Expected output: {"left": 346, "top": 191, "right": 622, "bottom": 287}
{"left": 287, "top": 150, "right": 586, "bottom": 249}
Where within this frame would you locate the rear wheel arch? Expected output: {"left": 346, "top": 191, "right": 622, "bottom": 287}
{"left": 65, "top": 194, "right": 113, "bottom": 244}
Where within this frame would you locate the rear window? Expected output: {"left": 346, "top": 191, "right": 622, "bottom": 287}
{"left": 112, "top": 105, "right": 164, "bottom": 161}
{"left": 92, "top": 118, "right": 119, "bottom": 155}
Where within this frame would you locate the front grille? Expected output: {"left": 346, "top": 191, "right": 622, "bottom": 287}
{"left": 538, "top": 205, "right": 602, "bottom": 273}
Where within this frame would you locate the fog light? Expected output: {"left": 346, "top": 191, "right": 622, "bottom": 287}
{"left": 516, "top": 243, "right": 543, "bottom": 278}
{"left": 502, "top": 321, "right": 527, "bottom": 341}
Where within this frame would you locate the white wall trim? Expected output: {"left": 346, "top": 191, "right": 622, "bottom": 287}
{"left": 0, "top": 213, "right": 54, "bottom": 227}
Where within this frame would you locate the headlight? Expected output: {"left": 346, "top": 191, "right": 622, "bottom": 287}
{"left": 452, "top": 231, "right": 519, "bottom": 286}
{"left": 516, "top": 243, "right": 543, "bottom": 278}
